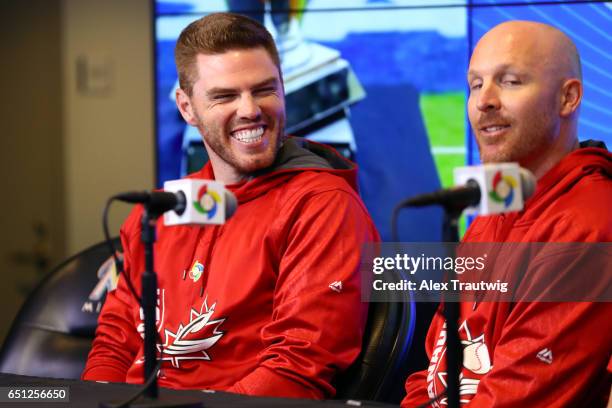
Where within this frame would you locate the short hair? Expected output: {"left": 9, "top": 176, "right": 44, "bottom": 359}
{"left": 175, "top": 12, "right": 281, "bottom": 96}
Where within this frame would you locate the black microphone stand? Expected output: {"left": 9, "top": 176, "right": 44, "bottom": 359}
{"left": 141, "top": 207, "right": 160, "bottom": 400}
{"left": 101, "top": 205, "right": 202, "bottom": 408}
{"left": 396, "top": 196, "right": 470, "bottom": 408}
{"left": 441, "top": 207, "right": 463, "bottom": 408}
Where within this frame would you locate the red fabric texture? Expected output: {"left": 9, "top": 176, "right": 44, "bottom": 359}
{"left": 402, "top": 147, "right": 612, "bottom": 407}
{"left": 82, "top": 139, "right": 379, "bottom": 399}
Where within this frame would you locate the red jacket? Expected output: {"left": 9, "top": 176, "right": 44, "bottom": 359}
{"left": 83, "top": 138, "right": 380, "bottom": 399}
{"left": 403, "top": 147, "right": 612, "bottom": 407}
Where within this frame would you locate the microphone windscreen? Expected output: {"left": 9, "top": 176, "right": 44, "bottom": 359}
{"left": 454, "top": 162, "right": 532, "bottom": 215}
{"left": 164, "top": 179, "right": 238, "bottom": 226}
{"left": 224, "top": 190, "right": 238, "bottom": 219}
{"left": 519, "top": 167, "right": 537, "bottom": 201}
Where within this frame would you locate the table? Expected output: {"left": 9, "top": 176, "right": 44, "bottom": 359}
{"left": 0, "top": 373, "right": 397, "bottom": 407}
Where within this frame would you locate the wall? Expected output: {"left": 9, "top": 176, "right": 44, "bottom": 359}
{"left": 0, "top": 0, "right": 65, "bottom": 344}
{"left": 0, "top": 0, "right": 154, "bottom": 345}
{"left": 62, "top": 0, "right": 155, "bottom": 254}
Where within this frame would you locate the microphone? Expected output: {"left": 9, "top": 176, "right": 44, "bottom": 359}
{"left": 115, "top": 191, "right": 187, "bottom": 215}
{"left": 115, "top": 179, "right": 238, "bottom": 225}
{"left": 163, "top": 179, "right": 238, "bottom": 226}
{"left": 406, "top": 163, "right": 536, "bottom": 215}
{"left": 403, "top": 179, "right": 481, "bottom": 211}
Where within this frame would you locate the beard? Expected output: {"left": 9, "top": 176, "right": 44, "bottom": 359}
{"left": 475, "top": 111, "right": 558, "bottom": 165}
{"left": 194, "top": 111, "right": 285, "bottom": 177}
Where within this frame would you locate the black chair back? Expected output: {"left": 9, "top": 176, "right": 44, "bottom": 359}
{"left": 334, "top": 270, "right": 415, "bottom": 404}
{"left": 0, "top": 239, "right": 120, "bottom": 379}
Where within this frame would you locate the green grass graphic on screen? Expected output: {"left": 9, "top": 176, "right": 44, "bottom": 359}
{"left": 420, "top": 92, "right": 466, "bottom": 188}
{"left": 420, "top": 91, "right": 468, "bottom": 236}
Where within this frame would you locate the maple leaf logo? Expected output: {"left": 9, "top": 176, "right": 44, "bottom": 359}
{"left": 136, "top": 295, "right": 226, "bottom": 368}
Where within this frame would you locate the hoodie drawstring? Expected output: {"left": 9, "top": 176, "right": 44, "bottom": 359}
{"left": 200, "top": 225, "right": 221, "bottom": 297}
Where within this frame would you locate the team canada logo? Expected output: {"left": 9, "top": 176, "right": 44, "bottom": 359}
{"left": 427, "top": 321, "right": 492, "bottom": 406}
{"left": 136, "top": 289, "right": 226, "bottom": 368}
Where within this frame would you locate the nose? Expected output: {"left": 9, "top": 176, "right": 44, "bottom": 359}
{"left": 476, "top": 81, "right": 501, "bottom": 112}
{"left": 236, "top": 93, "right": 262, "bottom": 120}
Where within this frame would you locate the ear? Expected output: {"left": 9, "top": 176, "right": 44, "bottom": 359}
{"left": 176, "top": 88, "right": 199, "bottom": 126}
{"left": 559, "top": 78, "right": 582, "bottom": 118}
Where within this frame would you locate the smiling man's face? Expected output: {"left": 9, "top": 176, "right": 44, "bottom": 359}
{"left": 176, "top": 47, "right": 285, "bottom": 183}
{"left": 467, "top": 24, "right": 562, "bottom": 166}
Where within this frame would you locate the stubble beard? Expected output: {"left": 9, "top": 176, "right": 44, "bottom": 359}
{"left": 476, "top": 112, "right": 557, "bottom": 165}
{"left": 196, "top": 114, "right": 285, "bottom": 177}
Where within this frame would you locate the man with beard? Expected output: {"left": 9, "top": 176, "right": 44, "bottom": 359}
{"left": 83, "top": 13, "right": 379, "bottom": 399}
{"left": 402, "top": 21, "right": 612, "bottom": 407}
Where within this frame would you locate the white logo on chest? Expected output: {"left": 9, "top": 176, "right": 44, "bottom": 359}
{"left": 136, "top": 291, "right": 226, "bottom": 368}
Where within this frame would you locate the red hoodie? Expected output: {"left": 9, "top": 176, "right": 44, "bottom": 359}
{"left": 83, "top": 138, "right": 380, "bottom": 399}
{"left": 403, "top": 147, "right": 612, "bottom": 407}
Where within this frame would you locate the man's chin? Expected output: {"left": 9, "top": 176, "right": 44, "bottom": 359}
{"left": 232, "top": 153, "right": 277, "bottom": 175}
{"left": 481, "top": 152, "right": 509, "bottom": 164}
{"left": 478, "top": 143, "right": 512, "bottom": 163}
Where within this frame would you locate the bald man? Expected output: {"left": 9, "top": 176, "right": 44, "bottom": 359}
{"left": 402, "top": 21, "right": 612, "bottom": 407}
{"left": 468, "top": 21, "right": 582, "bottom": 178}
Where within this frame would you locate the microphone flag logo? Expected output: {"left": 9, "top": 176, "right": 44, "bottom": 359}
{"left": 488, "top": 170, "right": 517, "bottom": 208}
{"left": 454, "top": 163, "right": 526, "bottom": 215}
{"left": 193, "top": 185, "right": 221, "bottom": 219}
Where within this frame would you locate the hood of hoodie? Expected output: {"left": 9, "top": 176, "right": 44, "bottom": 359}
{"left": 523, "top": 143, "right": 611, "bottom": 220}
{"left": 186, "top": 137, "right": 359, "bottom": 203}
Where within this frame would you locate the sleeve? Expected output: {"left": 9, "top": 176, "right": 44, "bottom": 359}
{"left": 81, "top": 207, "right": 144, "bottom": 382}
{"left": 227, "top": 188, "right": 380, "bottom": 399}
{"left": 467, "top": 301, "right": 612, "bottom": 408}
{"left": 468, "top": 238, "right": 612, "bottom": 407}
{"left": 402, "top": 370, "right": 432, "bottom": 407}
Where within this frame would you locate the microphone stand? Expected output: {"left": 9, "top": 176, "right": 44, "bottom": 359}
{"left": 101, "top": 206, "right": 202, "bottom": 408}
{"left": 441, "top": 207, "right": 463, "bottom": 408}
{"left": 400, "top": 165, "right": 535, "bottom": 407}
{"left": 395, "top": 197, "right": 465, "bottom": 408}
{"left": 141, "top": 207, "right": 160, "bottom": 400}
